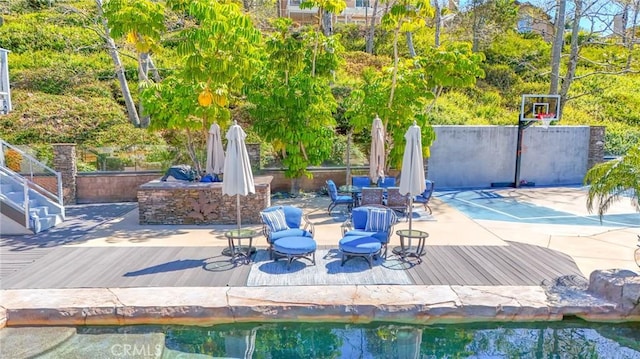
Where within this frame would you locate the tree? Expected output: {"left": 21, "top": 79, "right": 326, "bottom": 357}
{"left": 548, "top": 0, "right": 640, "bottom": 114}
{"left": 584, "top": 144, "right": 640, "bottom": 219}
{"left": 102, "top": 0, "right": 165, "bottom": 128}
{"left": 366, "top": 0, "right": 381, "bottom": 53}
{"left": 138, "top": 0, "right": 262, "bottom": 172}
{"left": 95, "top": 0, "right": 141, "bottom": 127}
{"left": 550, "top": 0, "right": 567, "bottom": 95}
{"left": 459, "top": 0, "right": 518, "bottom": 52}
{"left": 246, "top": 19, "right": 341, "bottom": 183}
{"left": 345, "top": 43, "right": 484, "bottom": 170}
{"left": 380, "top": 0, "right": 434, "bottom": 107}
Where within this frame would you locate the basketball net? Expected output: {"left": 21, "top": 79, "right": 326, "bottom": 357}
{"left": 536, "top": 113, "right": 554, "bottom": 129}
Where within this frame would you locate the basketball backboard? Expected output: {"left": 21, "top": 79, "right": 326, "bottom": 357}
{"left": 520, "top": 94, "right": 560, "bottom": 122}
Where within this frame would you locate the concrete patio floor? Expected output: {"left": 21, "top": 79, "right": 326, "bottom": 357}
{"left": 1, "top": 186, "right": 638, "bottom": 331}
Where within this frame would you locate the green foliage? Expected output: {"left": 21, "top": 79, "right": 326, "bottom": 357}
{"left": 0, "top": 89, "right": 155, "bottom": 146}
{"left": 483, "top": 32, "right": 550, "bottom": 79}
{"left": 482, "top": 63, "right": 521, "bottom": 93}
{"left": 333, "top": 23, "right": 366, "bottom": 51}
{"left": 137, "top": 0, "right": 263, "bottom": 161}
{"left": 246, "top": 18, "right": 340, "bottom": 178}
{"left": 602, "top": 122, "right": 640, "bottom": 156}
{"left": 0, "top": 13, "right": 100, "bottom": 54}
{"left": 584, "top": 144, "right": 640, "bottom": 218}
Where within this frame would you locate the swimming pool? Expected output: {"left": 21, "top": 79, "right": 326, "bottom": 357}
{"left": 24, "top": 320, "right": 640, "bottom": 358}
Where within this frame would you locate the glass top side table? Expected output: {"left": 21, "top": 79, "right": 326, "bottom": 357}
{"left": 393, "top": 229, "right": 429, "bottom": 262}
{"left": 224, "top": 229, "right": 258, "bottom": 264}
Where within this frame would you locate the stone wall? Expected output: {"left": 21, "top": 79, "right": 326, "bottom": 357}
{"left": 77, "top": 172, "right": 161, "bottom": 204}
{"left": 53, "top": 144, "right": 76, "bottom": 205}
{"left": 588, "top": 126, "right": 606, "bottom": 169}
{"left": 137, "top": 176, "right": 272, "bottom": 225}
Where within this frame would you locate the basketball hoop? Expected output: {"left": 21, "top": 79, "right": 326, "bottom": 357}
{"left": 537, "top": 113, "right": 555, "bottom": 129}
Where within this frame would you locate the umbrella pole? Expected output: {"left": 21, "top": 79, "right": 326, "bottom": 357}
{"left": 236, "top": 194, "right": 241, "bottom": 233}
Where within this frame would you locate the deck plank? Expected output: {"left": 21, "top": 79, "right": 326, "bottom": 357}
{"left": 0, "top": 241, "right": 584, "bottom": 289}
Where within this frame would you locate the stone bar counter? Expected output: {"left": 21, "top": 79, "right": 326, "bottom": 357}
{"left": 137, "top": 176, "right": 272, "bottom": 225}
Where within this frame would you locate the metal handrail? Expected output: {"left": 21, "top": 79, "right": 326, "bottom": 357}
{"left": 0, "top": 139, "right": 63, "bottom": 207}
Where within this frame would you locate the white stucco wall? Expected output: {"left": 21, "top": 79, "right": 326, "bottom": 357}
{"left": 428, "top": 125, "right": 591, "bottom": 189}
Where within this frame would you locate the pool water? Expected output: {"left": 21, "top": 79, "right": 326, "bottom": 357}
{"left": 72, "top": 320, "right": 640, "bottom": 358}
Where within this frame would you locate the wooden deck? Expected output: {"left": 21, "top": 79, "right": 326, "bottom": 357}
{"left": 0, "top": 242, "right": 584, "bottom": 289}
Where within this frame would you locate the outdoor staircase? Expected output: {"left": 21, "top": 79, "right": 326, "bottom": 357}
{"left": 0, "top": 140, "right": 65, "bottom": 234}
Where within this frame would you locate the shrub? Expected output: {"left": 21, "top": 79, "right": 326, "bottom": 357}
{"left": 483, "top": 64, "right": 522, "bottom": 93}
{"left": 5, "top": 149, "right": 22, "bottom": 172}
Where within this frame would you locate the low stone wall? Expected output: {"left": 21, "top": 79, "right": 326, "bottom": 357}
{"left": 77, "top": 172, "right": 161, "bottom": 204}
{"left": 137, "top": 176, "right": 272, "bottom": 225}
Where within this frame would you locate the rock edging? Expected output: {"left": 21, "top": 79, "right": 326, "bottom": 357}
{"left": 0, "top": 284, "right": 637, "bottom": 329}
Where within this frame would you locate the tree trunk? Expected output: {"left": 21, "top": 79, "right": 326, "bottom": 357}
{"left": 406, "top": 32, "right": 416, "bottom": 57}
{"left": 471, "top": 0, "right": 480, "bottom": 52}
{"left": 622, "top": 2, "right": 629, "bottom": 45}
{"left": 147, "top": 56, "right": 162, "bottom": 82}
{"left": 550, "top": 0, "right": 567, "bottom": 95}
{"left": 388, "top": 25, "right": 400, "bottom": 108}
{"left": 626, "top": 2, "right": 639, "bottom": 70}
{"left": 434, "top": 0, "right": 441, "bottom": 47}
{"left": 559, "top": 0, "right": 581, "bottom": 115}
{"left": 366, "top": 0, "right": 379, "bottom": 54}
{"left": 96, "top": 0, "right": 140, "bottom": 127}
{"left": 138, "top": 52, "right": 151, "bottom": 128}
{"left": 322, "top": 10, "right": 333, "bottom": 36}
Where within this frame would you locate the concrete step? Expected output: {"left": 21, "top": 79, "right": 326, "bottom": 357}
{"left": 0, "top": 183, "right": 14, "bottom": 194}
{"left": 6, "top": 191, "right": 24, "bottom": 203}
{"left": 30, "top": 205, "right": 49, "bottom": 217}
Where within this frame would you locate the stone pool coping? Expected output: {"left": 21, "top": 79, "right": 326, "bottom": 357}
{"left": 1, "top": 285, "right": 637, "bottom": 329}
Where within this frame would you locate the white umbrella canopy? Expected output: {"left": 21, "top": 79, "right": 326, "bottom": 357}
{"left": 399, "top": 122, "right": 426, "bottom": 232}
{"left": 369, "top": 115, "right": 385, "bottom": 183}
{"left": 222, "top": 121, "right": 255, "bottom": 232}
{"left": 206, "top": 123, "right": 225, "bottom": 177}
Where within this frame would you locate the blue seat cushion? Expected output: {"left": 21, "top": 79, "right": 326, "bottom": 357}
{"left": 339, "top": 236, "right": 381, "bottom": 254}
{"left": 274, "top": 236, "right": 317, "bottom": 255}
{"left": 270, "top": 228, "right": 312, "bottom": 242}
{"left": 344, "top": 230, "right": 389, "bottom": 244}
{"left": 335, "top": 195, "right": 353, "bottom": 203}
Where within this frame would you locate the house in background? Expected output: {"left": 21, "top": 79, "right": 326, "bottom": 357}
{"left": 516, "top": 2, "right": 554, "bottom": 42}
{"left": 0, "top": 48, "right": 11, "bottom": 114}
{"left": 278, "top": 0, "right": 381, "bottom": 26}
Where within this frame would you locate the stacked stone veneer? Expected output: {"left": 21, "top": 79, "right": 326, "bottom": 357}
{"left": 588, "top": 126, "right": 605, "bottom": 169}
{"left": 137, "top": 176, "right": 272, "bottom": 225}
{"left": 52, "top": 143, "right": 76, "bottom": 205}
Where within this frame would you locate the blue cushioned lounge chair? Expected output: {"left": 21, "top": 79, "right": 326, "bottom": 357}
{"left": 340, "top": 204, "right": 398, "bottom": 259}
{"left": 326, "top": 179, "right": 354, "bottom": 214}
{"left": 260, "top": 205, "right": 315, "bottom": 262}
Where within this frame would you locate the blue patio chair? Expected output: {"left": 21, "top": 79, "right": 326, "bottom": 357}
{"left": 377, "top": 176, "right": 396, "bottom": 188}
{"left": 260, "top": 205, "right": 315, "bottom": 261}
{"left": 351, "top": 176, "right": 371, "bottom": 188}
{"left": 326, "top": 180, "right": 354, "bottom": 214}
{"left": 413, "top": 179, "right": 435, "bottom": 214}
{"left": 340, "top": 204, "right": 398, "bottom": 259}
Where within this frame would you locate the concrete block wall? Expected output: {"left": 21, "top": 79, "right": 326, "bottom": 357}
{"left": 428, "top": 126, "right": 592, "bottom": 189}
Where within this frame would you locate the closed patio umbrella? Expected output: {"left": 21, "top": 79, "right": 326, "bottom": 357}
{"left": 369, "top": 115, "right": 385, "bottom": 184}
{"left": 206, "top": 123, "right": 225, "bottom": 178}
{"left": 222, "top": 121, "right": 255, "bottom": 232}
{"left": 399, "top": 122, "right": 426, "bottom": 233}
